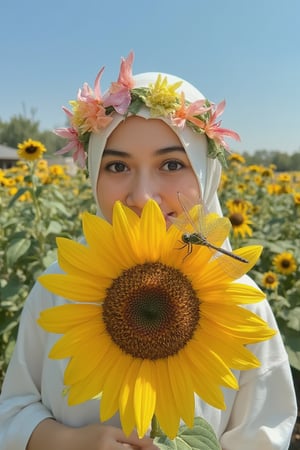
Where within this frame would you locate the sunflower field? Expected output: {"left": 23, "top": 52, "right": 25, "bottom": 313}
{"left": 0, "top": 148, "right": 300, "bottom": 389}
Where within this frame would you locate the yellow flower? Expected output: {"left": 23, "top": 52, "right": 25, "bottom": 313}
{"left": 228, "top": 153, "right": 245, "bottom": 165}
{"left": 226, "top": 198, "right": 252, "bottom": 213}
{"left": 260, "top": 167, "right": 274, "bottom": 178}
{"left": 262, "top": 271, "right": 279, "bottom": 290}
{"left": 273, "top": 252, "right": 297, "bottom": 275}
{"left": 247, "top": 165, "right": 261, "bottom": 173}
{"left": 17, "top": 138, "right": 46, "bottom": 161}
{"left": 49, "top": 165, "right": 65, "bottom": 176}
{"left": 277, "top": 173, "right": 291, "bottom": 183}
{"left": 267, "top": 183, "right": 281, "bottom": 195}
{"left": 293, "top": 192, "right": 300, "bottom": 205}
{"left": 227, "top": 204, "right": 253, "bottom": 239}
{"left": 144, "top": 74, "right": 182, "bottom": 117}
{"left": 38, "top": 200, "right": 275, "bottom": 439}
{"left": 36, "top": 159, "right": 49, "bottom": 170}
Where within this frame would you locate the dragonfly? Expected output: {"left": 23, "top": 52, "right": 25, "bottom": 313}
{"left": 174, "top": 192, "right": 248, "bottom": 265}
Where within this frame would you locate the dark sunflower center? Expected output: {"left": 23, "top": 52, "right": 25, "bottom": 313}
{"left": 103, "top": 262, "right": 200, "bottom": 360}
{"left": 266, "top": 275, "right": 276, "bottom": 284}
{"left": 25, "top": 145, "right": 38, "bottom": 154}
{"left": 229, "top": 212, "right": 244, "bottom": 226}
{"left": 281, "top": 259, "right": 291, "bottom": 268}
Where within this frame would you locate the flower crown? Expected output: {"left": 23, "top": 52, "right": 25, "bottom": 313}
{"left": 55, "top": 51, "right": 240, "bottom": 168}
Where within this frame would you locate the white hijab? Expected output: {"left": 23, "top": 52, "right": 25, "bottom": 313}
{"left": 88, "top": 72, "right": 224, "bottom": 219}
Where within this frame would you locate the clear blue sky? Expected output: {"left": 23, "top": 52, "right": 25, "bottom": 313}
{"left": 1, "top": 0, "right": 299, "bottom": 154}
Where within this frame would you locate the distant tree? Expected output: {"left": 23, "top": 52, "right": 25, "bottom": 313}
{"left": 242, "top": 149, "right": 300, "bottom": 171}
{"left": 0, "top": 114, "right": 65, "bottom": 155}
{"left": 0, "top": 115, "right": 40, "bottom": 148}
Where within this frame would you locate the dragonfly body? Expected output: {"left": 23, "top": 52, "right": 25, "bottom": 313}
{"left": 181, "top": 231, "right": 248, "bottom": 263}
{"left": 176, "top": 192, "right": 249, "bottom": 265}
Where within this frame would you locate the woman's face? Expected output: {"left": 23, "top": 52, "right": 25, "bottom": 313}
{"left": 97, "top": 116, "right": 200, "bottom": 224}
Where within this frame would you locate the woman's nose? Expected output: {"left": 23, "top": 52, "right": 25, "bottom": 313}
{"left": 126, "top": 176, "right": 161, "bottom": 212}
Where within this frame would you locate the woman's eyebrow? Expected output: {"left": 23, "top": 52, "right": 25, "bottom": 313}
{"left": 103, "top": 146, "right": 185, "bottom": 158}
{"left": 155, "top": 146, "right": 185, "bottom": 155}
{"left": 102, "top": 149, "right": 131, "bottom": 158}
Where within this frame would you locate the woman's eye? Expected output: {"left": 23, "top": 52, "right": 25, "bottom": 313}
{"left": 162, "top": 160, "right": 184, "bottom": 171}
{"left": 107, "top": 162, "right": 128, "bottom": 173}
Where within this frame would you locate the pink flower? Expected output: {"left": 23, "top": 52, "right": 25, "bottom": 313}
{"left": 75, "top": 100, "right": 113, "bottom": 133}
{"left": 78, "top": 66, "right": 105, "bottom": 102}
{"left": 72, "top": 67, "right": 112, "bottom": 132}
{"left": 54, "top": 126, "right": 86, "bottom": 168}
{"left": 117, "top": 51, "right": 135, "bottom": 89}
{"left": 103, "top": 84, "right": 132, "bottom": 114}
{"left": 103, "top": 51, "right": 135, "bottom": 114}
{"left": 171, "top": 92, "right": 211, "bottom": 129}
{"left": 203, "top": 100, "right": 240, "bottom": 150}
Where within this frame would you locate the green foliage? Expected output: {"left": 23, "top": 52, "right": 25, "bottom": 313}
{"left": 0, "top": 159, "right": 95, "bottom": 383}
{"left": 219, "top": 159, "right": 300, "bottom": 370}
{"left": 154, "top": 417, "right": 221, "bottom": 450}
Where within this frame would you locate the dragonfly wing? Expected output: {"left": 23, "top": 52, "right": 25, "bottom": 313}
{"left": 204, "top": 216, "right": 232, "bottom": 248}
{"left": 176, "top": 192, "right": 207, "bottom": 234}
{"left": 210, "top": 251, "right": 250, "bottom": 279}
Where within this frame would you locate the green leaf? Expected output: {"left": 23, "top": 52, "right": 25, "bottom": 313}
{"left": 45, "top": 220, "right": 63, "bottom": 236}
{"left": 154, "top": 417, "right": 221, "bottom": 450}
{"left": 7, "top": 187, "right": 31, "bottom": 207}
{"left": 6, "top": 237, "right": 31, "bottom": 266}
{"left": 0, "top": 274, "right": 23, "bottom": 300}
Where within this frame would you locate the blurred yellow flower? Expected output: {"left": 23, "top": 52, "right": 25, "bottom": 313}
{"left": 227, "top": 204, "right": 253, "bottom": 239}
{"left": 228, "top": 153, "right": 245, "bottom": 165}
{"left": 17, "top": 139, "right": 46, "bottom": 161}
{"left": 267, "top": 183, "right": 281, "bottom": 195}
{"left": 262, "top": 271, "right": 279, "bottom": 290}
{"left": 273, "top": 252, "right": 297, "bottom": 275}
{"left": 293, "top": 192, "right": 300, "bottom": 205}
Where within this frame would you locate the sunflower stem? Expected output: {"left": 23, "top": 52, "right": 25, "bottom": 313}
{"left": 150, "top": 414, "right": 164, "bottom": 438}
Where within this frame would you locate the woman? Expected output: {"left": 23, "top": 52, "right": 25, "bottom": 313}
{"left": 0, "top": 52, "right": 297, "bottom": 450}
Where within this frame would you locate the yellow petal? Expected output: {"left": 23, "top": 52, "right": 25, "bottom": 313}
{"left": 56, "top": 237, "right": 118, "bottom": 280}
{"left": 49, "top": 320, "right": 104, "bottom": 360}
{"left": 68, "top": 339, "right": 116, "bottom": 405}
{"left": 202, "top": 303, "right": 276, "bottom": 342}
{"left": 168, "top": 354, "right": 195, "bottom": 428}
{"left": 198, "top": 245, "right": 263, "bottom": 283}
{"left": 199, "top": 322, "right": 261, "bottom": 370}
{"left": 119, "top": 358, "right": 142, "bottom": 436}
{"left": 154, "top": 359, "right": 180, "bottom": 439}
{"left": 112, "top": 202, "right": 141, "bottom": 265}
{"left": 193, "top": 283, "right": 265, "bottom": 305}
{"left": 82, "top": 211, "right": 127, "bottom": 270}
{"left": 100, "top": 352, "right": 131, "bottom": 422}
{"left": 180, "top": 349, "right": 226, "bottom": 409}
{"left": 188, "top": 337, "right": 239, "bottom": 390}
{"left": 38, "top": 274, "right": 108, "bottom": 302}
{"left": 139, "top": 200, "right": 166, "bottom": 261}
{"left": 134, "top": 359, "right": 157, "bottom": 438}
{"left": 37, "top": 304, "right": 102, "bottom": 333}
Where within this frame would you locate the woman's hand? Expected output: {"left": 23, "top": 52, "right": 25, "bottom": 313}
{"left": 26, "top": 419, "right": 158, "bottom": 450}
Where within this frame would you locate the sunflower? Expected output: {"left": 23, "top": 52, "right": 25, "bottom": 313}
{"left": 38, "top": 200, "right": 275, "bottom": 439}
{"left": 273, "top": 252, "right": 297, "bottom": 275}
{"left": 267, "top": 183, "right": 281, "bottom": 195}
{"left": 293, "top": 193, "right": 300, "bottom": 205}
{"left": 228, "top": 153, "right": 245, "bottom": 165}
{"left": 262, "top": 271, "right": 279, "bottom": 290}
{"left": 17, "top": 138, "right": 46, "bottom": 161}
{"left": 227, "top": 203, "right": 253, "bottom": 239}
